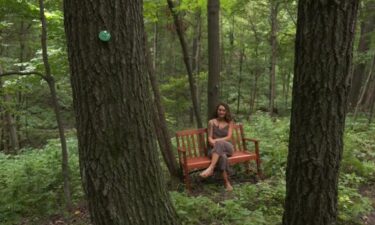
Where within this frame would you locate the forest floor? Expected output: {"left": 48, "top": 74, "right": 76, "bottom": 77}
{"left": 40, "top": 178, "right": 375, "bottom": 225}
{"left": 360, "top": 182, "right": 375, "bottom": 225}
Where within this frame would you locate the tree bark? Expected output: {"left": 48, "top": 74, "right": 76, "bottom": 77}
{"left": 63, "top": 0, "right": 180, "bottom": 224}
{"left": 207, "top": 0, "right": 220, "bottom": 118}
{"left": 283, "top": 1, "right": 359, "bottom": 225}
{"left": 166, "top": 0, "right": 203, "bottom": 128}
{"left": 38, "top": 0, "right": 72, "bottom": 210}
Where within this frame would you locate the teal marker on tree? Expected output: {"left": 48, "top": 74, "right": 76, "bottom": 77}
{"left": 99, "top": 30, "right": 111, "bottom": 42}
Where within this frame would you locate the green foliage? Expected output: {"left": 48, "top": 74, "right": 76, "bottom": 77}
{"left": 0, "top": 138, "right": 82, "bottom": 225}
{"left": 244, "top": 112, "right": 290, "bottom": 177}
{"left": 342, "top": 121, "right": 375, "bottom": 181}
{"left": 160, "top": 72, "right": 208, "bottom": 129}
{"left": 338, "top": 185, "right": 373, "bottom": 224}
{"left": 0, "top": 115, "right": 373, "bottom": 225}
{"left": 171, "top": 191, "right": 268, "bottom": 225}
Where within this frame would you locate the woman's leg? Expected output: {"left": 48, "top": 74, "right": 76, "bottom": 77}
{"left": 200, "top": 141, "right": 233, "bottom": 178}
{"left": 200, "top": 152, "right": 220, "bottom": 177}
{"left": 222, "top": 171, "right": 233, "bottom": 191}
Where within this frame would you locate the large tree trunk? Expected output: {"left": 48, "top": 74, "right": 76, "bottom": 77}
{"left": 269, "top": 2, "right": 279, "bottom": 117}
{"left": 63, "top": 1, "right": 180, "bottom": 224}
{"left": 166, "top": 0, "right": 203, "bottom": 128}
{"left": 283, "top": 1, "right": 359, "bottom": 225}
{"left": 207, "top": 0, "right": 220, "bottom": 118}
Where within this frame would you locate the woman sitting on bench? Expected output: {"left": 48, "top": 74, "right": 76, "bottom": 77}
{"left": 200, "top": 102, "right": 234, "bottom": 191}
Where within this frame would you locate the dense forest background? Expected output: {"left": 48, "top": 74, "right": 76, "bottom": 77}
{"left": 0, "top": 0, "right": 374, "bottom": 224}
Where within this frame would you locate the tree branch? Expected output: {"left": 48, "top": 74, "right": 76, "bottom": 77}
{"left": 0, "top": 71, "right": 47, "bottom": 80}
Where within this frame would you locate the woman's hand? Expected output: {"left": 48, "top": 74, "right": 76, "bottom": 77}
{"left": 209, "top": 139, "right": 216, "bottom": 147}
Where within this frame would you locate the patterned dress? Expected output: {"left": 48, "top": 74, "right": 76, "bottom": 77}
{"left": 208, "top": 124, "right": 234, "bottom": 172}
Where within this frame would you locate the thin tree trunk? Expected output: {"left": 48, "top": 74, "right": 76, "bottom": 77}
{"left": 281, "top": 71, "right": 287, "bottom": 109}
{"left": 225, "top": 15, "right": 235, "bottom": 104}
{"left": 207, "top": 0, "right": 220, "bottom": 118}
{"left": 269, "top": 2, "right": 279, "bottom": 116}
{"left": 348, "top": 1, "right": 375, "bottom": 109}
{"left": 250, "top": 75, "right": 259, "bottom": 114}
{"left": 192, "top": 10, "right": 202, "bottom": 75}
{"left": 166, "top": 0, "right": 203, "bottom": 128}
{"left": 286, "top": 72, "right": 291, "bottom": 110}
{"left": 191, "top": 9, "right": 202, "bottom": 120}
{"left": 283, "top": 1, "right": 359, "bottom": 224}
{"left": 153, "top": 21, "right": 158, "bottom": 71}
{"left": 236, "top": 47, "right": 245, "bottom": 114}
{"left": 249, "top": 18, "right": 261, "bottom": 115}
{"left": 38, "top": 0, "right": 72, "bottom": 210}
{"left": 145, "top": 33, "right": 180, "bottom": 178}
{"left": 364, "top": 79, "right": 375, "bottom": 110}
{"left": 17, "top": 20, "right": 28, "bottom": 149}
{"left": 353, "top": 55, "right": 375, "bottom": 121}
{"left": 368, "top": 93, "right": 375, "bottom": 125}
{"left": 4, "top": 95, "right": 19, "bottom": 153}
{"left": 0, "top": 66, "right": 19, "bottom": 154}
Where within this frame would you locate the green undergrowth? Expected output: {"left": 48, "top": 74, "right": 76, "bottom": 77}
{"left": 0, "top": 113, "right": 374, "bottom": 224}
{"left": 171, "top": 178, "right": 285, "bottom": 225}
{"left": 0, "top": 138, "right": 83, "bottom": 225}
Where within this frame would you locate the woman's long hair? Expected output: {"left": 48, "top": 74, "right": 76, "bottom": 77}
{"left": 212, "top": 102, "right": 233, "bottom": 123}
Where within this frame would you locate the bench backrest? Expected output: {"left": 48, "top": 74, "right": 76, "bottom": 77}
{"left": 176, "top": 124, "right": 248, "bottom": 157}
{"left": 176, "top": 128, "right": 208, "bottom": 157}
{"left": 231, "top": 123, "right": 247, "bottom": 152}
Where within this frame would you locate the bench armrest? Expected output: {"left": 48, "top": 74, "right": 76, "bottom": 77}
{"left": 243, "top": 138, "right": 260, "bottom": 157}
{"left": 177, "top": 147, "right": 186, "bottom": 152}
{"left": 243, "top": 138, "right": 260, "bottom": 143}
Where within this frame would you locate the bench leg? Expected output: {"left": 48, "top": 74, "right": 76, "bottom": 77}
{"left": 245, "top": 161, "right": 251, "bottom": 174}
{"left": 256, "top": 157, "right": 262, "bottom": 178}
{"left": 184, "top": 170, "right": 192, "bottom": 193}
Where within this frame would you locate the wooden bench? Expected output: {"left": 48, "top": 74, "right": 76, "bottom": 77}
{"left": 176, "top": 123, "right": 261, "bottom": 191}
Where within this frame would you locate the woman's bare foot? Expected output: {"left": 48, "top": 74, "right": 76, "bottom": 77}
{"left": 200, "top": 167, "right": 214, "bottom": 178}
{"left": 225, "top": 182, "right": 233, "bottom": 192}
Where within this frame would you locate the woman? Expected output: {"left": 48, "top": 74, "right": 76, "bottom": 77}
{"left": 200, "top": 103, "right": 234, "bottom": 191}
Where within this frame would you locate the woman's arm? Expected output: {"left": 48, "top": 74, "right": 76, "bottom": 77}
{"left": 212, "top": 121, "right": 233, "bottom": 142}
{"left": 208, "top": 120, "right": 216, "bottom": 146}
